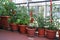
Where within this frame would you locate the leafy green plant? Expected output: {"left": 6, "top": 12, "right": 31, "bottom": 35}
{"left": 16, "top": 6, "right": 30, "bottom": 25}
{"left": 45, "top": 3, "right": 60, "bottom": 30}
{"left": 0, "top": 0, "right": 17, "bottom": 16}
{"left": 45, "top": 16, "right": 58, "bottom": 30}
{"left": 37, "top": 13, "right": 45, "bottom": 28}
{"left": 9, "top": 15, "right": 17, "bottom": 24}
{"left": 47, "top": 21, "right": 57, "bottom": 30}
{"left": 29, "top": 22, "right": 37, "bottom": 28}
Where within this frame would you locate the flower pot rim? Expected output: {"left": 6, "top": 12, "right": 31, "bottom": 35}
{"left": 38, "top": 28, "right": 45, "bottom": 29}
{"left": 26, "top": 27, "right": 36, "bottom": 30}
{"left": 10, "top": 23, "right": 16, "bottom": 25}
{"left": 0, "top": 16, "right": 10, "bottom": 18}
{"left": 38, "top": 28, "right": 45, "bottom": 31}
{"left": 58, "top": 30, "right": 60, "bottom": 31}
{"left": 46, "top": 29, "right": 56, "bottom": 32}
{"left": 18, "top": 25, "right": 27, "bottom": 26}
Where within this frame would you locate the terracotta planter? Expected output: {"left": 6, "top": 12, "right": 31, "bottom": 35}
{"left": 38, "top": 28, "right": 45, "bottom": 37}
{"left": 45, "top": 28, "right": 48, "bottom": 37}
{"left": 18, "top": 25, "right": 27, "bottom": 34}
{"left": 10, "top": 23, "right": 18, "bottom": 31}
{"left": 26, "top": 27, "right": 36, "bottom": 37}
{"left": 0, "top": 16, "right": 10, "bottom": 30}
{"left": 58, "top": 30, "right": 60, "bottom": 40}
{"left": 46, "top": 30, "right": 56, "bottom": 39}
{"left": 0, "top": 19, "right": 2, "bottom": 29}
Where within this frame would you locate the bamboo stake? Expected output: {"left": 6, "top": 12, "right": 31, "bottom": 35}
{"left": 50, "top": 0, "right": 52, "bottom": 23}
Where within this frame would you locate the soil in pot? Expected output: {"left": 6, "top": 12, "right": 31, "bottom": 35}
{"left": 38, "top": 28, "right": 45, "bottom": 37}
{"left": 10, "top": 23, "right": 18, "bottom": 31}
{"left": 18, "top": 25, "right": 27, "bottom": 34}
{"left": 26, "top": 27, "right": 36, "bottom": 37}
{"left": 46, "top": 30, "right": 56, "bottom": 39}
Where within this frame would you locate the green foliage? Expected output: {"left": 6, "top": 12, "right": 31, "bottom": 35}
{"left": 45, "top": 15, "right": 59, "bottom": 30}
{"left": 45, "top": 3, "right": 60, "bottom": 30}
{"left": 16, "top": 6, "right": 30, "bottom": 25}
{"left": 0, "top": 0, "right": 17, "bottom": 16}
{"left": 47, "top": 21, "right": 57, "bottom": 30}
{"left": 29, "top": 22, "right": 37, "bottom": 28}
{"left": 37, "top": 13, "right": 45, "bottom": 28}
{"left": 9, "top": 15, "right": 17, "bottom": 24}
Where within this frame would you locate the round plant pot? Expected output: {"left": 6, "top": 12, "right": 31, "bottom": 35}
{"left": 45, "top": 28, "right": 48, "bottom": 37}
{"left": 18, "top": 25, "right": 27, "bottom": 34}
{"left": 0, "top": 19, "right": 2, "bottom": 29}
{"left": 10, "top": 23, "right": 18, "bottom": 31}
{"left": 46, "top": 30, "right": 56, "bottom": 39}
{"left": 26, "top": 27, "right": 36, "bottom": 37}
{"left": 38, "top": 28, "right": 45, "bottom": 37}
{"left": 0, "top": 16, "right": 10, "bottom": 30}
{"left": 58, "top": 30, "right": 60, "bottom": 40}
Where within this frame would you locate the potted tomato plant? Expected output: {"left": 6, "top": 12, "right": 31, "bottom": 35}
{"left": 0, "top": 0, "right": 17, "bottom": 30}
{"left": 17, "top": 14, "right": 29, "bottom": 33}
{"left": 57, "top": 22, "right": 60, "bottom": 40}
{"left": 0, "top": 0, "right": 10, "bottom": 30}
{"left": 37, "top": 13, "right": 45, "bottom": 37}
{"left": 26, "top": 21, "right": 37, "bottom": 37}
{"left": 58, "top": 29, "right": 60, "bottom": 40}
{"left": 17, "top": 17, "right": 29, "bottom": 34}
{"left": 9, "top": 13, "right": 18, "bottom": 31}
{"left": 58, "top": 30, "right": 60, "bottom": 40}
{"left": 45, "top": 17, "right": 57, "bottom": 39}
{"left": 16, "top": 6, "right": 30, "bottom": 34}
{"left": 17, "top": 16, "right": 29, "bottom": 34}
{"left": 46, "top": 21, "right": 58, "bottom": 39}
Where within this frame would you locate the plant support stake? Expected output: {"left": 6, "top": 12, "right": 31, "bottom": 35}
{"left": 26, "top": 0, "right": 29, "bottom": 15}
{"left": 50, "top": 0, "right": 52, "bottom": 23}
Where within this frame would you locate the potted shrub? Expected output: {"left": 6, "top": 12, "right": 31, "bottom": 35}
{"left": 58, "top": 28, "right": 60, "bottom": 40}
{"left": 0, "top": 0, "right": 17, "bottom": 30}
{"left": 46, "top": 3, "right": 60, "bottom": 39}
{"left": 37, "top": 13, "right": 45, "bottom": 37}
{"left": 9, "top": 14, "right": 18, "bottom": 31}
{"left": 0, "top": 0, "right": 10, "bottom": 30}
{"left": 46, "top": 21, "right": 58, "bottom": 39}
{"left": 17, "top": 16, "right": 29, "bottom": 34}
{"left": 45, "top": 16, "right": 59, "bottom": 39}
{"left": 45, "top": 16, "right": 58, "bottom": 39}
{"left": 26, "top": 21, "right": 37, "bottom": 37}
{"left": 58, "top": 30, "right": 60, "bottom": 40}
{"left": 57, "top": 21, "right": 60, "bottom": 40}
{"left": 16, "top": 6, "right": 30, "bottom": 34}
